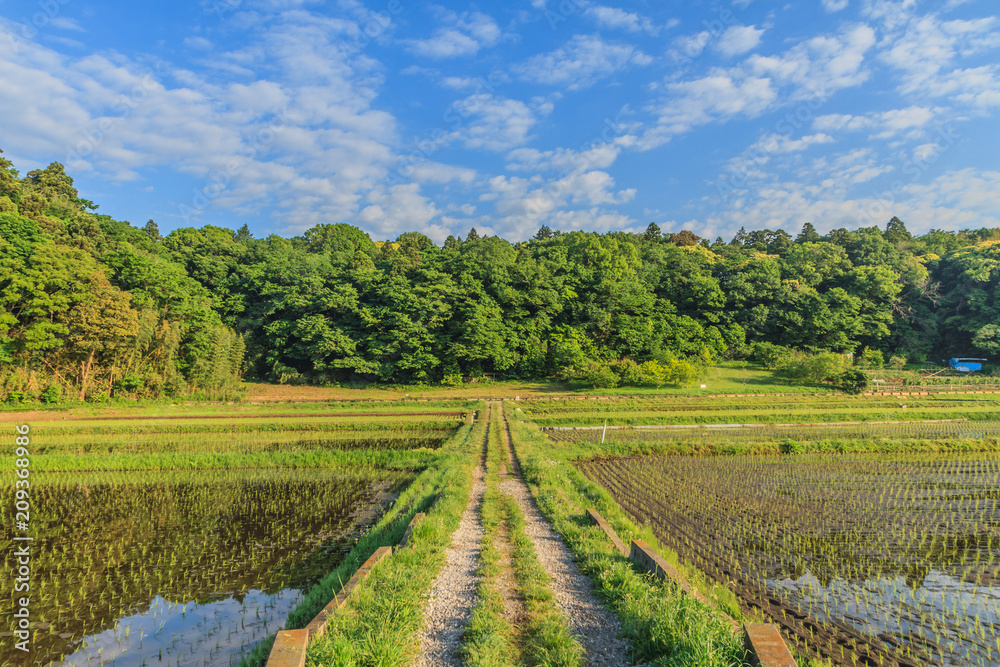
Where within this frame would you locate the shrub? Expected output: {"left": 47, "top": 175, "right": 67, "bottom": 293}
{"left": 858, "top": 346, "right": 885, "bottom": 369}
{"left": 751, "top": 342, "right": 795, "bottom": 370}
{"left": 779, "top": 440, "right": 802, "bottom": 454}
{"left": 116, "top": 375, "right": 145, "bottom": 395}
{"left": 838, "top": 369, "right": 869, "bottom": 394}
{"left": 439, "top": 373, "right": 463, "bottom": 387}
{"left": 778, "top": 351, "right": 847, "bottom": 383}
{"left": 638, "top": 360, "right": 669, "bottom": 387}
{"left": 578, "top": 360, "right": 620, "bottom": 389}
{"left": 663, "top": 358, "right": 700, "bottom": 386}
{"left": 610, "top": 359, "right": 642, "bottom": 385}
{"left": 40, "top": 385, "right": 61, "bottom": 404}
{"left": 888, "top": 355, "right": 907, "bottom": 371}
{"left": 6, "top": 390, "right": 30, "bottom": 404}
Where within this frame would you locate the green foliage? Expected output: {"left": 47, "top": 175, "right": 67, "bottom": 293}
{"left": 2, "top": 154, "right": 999, "bottom": 392}
{"left": 40, "top": 384, "right": 61, "bottom": 404}
{"left": 439, "top": 373, "right": 463, "bottom": 387}
{"left": 777, "top": 351, "right": 849, "bottom": 383}
{"left": 858, "top": 346, "right": 885, "bottom": 369}
{"left": 837, "top": 369, "right": 870, "bottom": 394}
{"left": 751, "top": 342, "right": 796, "bottom": 369}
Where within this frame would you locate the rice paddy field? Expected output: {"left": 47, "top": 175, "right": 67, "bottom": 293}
{"left": 527, "top": 392, "right": 1000, "bottom": 667}
{"left": 0, "top": 400, "right": 473, "bottom": 666}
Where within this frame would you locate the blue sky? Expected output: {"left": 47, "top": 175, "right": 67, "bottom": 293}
{"left": 1, "top": 0, "right": 999, "bottom": 242}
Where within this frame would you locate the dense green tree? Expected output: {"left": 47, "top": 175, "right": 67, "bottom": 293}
{"left": 3, "top": 153, "right": 999, "bottom": 395}
{"left": 796, "top": 222, "right": 821, "bottom": 243}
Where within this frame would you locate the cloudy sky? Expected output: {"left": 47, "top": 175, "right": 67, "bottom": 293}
{"left": 1, "top": 0, "right": 999, "bottom": 242}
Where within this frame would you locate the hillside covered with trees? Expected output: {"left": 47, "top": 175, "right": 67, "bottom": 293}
{"left": 2, "top": 154, "right": 999, "bottom": 400}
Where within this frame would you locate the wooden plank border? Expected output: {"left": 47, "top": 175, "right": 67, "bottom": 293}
{"left": 583, "top": 512, "right": 799, "bottom": 667}
{"left": 303, "top": 545, "right": 392, "bottom": 641}
{"left": 586, "top": 508, "right": 627, "bottom": 556}
{"left": 398, "top": 512, "right": 425, "bottom": 549}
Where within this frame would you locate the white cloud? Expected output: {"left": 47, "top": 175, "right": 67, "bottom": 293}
{"left": 49, "top": 17, "right": 85, "bottom": 32}
{"left": 407, "top": 161, "right": 477, "bottom": 185}
{"left": 644, "top": 24, "right": 876, "bottom": 148}
{"left": 822, "top": 0, "right": 850, "bottom": 12}
{"left": 403, "top": 11, "right": 501, "bottom": 59}
{"left": 647, "top": 73, "right": 778, "bottom": 139}
{"left": 513, "top": 34, "right": 652, "bottom": 90}
{"left": 746, "top": 24, "right": 877, "bottom": 97}
{"left": 813, "top": 105, "right": 937, "bottom": 138}
{"left": 183, "top": 36, "right": 213, "bottom": 50}
{"left": 479, "top": 166, "right": 637, "bottom": 240}
{"left": 702, "top": 167, "right": 1000, "bottom": 239}
{"left": 714, "top": 25, "right": 766, "bottom": 57}
{"left": 506, "top": 142, "right": 624, "bottom": 173}
{"left": 447, "top": 94, "right": 543, "bottom": 152}
{"left": 0, "top": 13, "right": 412, "bottom": 235}
{"left": 357, "top": 183, "right": 442, "bottom": 239}
{"left": 672, "top": 31, "right": 711, "bottom": 60}
{"left": 874, "top": 10, "right": 1000, "bottom": 106}
{"left": 586, "top": 6, "right": 661, "bottom": 36}
{"left": 724, "top": 132, "right": 835, "bottom": 183}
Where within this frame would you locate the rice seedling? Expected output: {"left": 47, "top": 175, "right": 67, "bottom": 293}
{"left": 0, "top": 401, "right": 467, "bottom": 666}
{"left": 576, "top": 451, "right": 1000, "bottom": 666}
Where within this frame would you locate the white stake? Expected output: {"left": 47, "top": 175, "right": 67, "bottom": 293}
{"left": 602, "top": 418, "right": 608, "bottom": 444}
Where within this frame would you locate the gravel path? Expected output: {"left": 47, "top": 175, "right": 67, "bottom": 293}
{"left": 414, "top": 411, "right": 487, "bottom": 667}
{"left": 497, "top": 407, "right": 632, "bottom": 667}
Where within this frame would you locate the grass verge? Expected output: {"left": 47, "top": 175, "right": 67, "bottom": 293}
{"left": 463, "top": 410, "right": 582, "bottom": 667}
{"left": 504, "top": 405, "right": 749, "bottom": 667}
{"left": 238, "top": 404, "right": 485, "bottom": 667}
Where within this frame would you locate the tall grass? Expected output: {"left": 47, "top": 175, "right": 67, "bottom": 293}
{"left": 504, "top": 405, "right": 749, "bottom": 667}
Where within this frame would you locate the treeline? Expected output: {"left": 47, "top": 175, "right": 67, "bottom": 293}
{"left": 1, "top": 154, "right": 999, "bottom": 399}
{"left": 0, "top": 155, "right": 244, "bottom": 401}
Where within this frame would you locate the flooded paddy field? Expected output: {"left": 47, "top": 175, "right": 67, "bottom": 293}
{"left": 579, "top": 451, "right": 1000, "bottom": 666}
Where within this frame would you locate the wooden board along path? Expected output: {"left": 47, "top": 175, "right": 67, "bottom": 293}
{"left": 264, "top": 507, "right": 433, "bottom": 666}
{"left": 585, "top": 510, "right": 798, "bottom": 667}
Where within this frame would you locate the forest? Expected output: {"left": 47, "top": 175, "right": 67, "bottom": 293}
{"left": 1, "top": 152, "right": 999, "bottom": 400}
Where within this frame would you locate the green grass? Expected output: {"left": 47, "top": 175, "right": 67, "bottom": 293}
{"left": 464, "top": 410, "right": 582, "bottom": 667}
{"left": 463, "top": 460, "right": 518, "bottom": 667}
{"left": 500, "top": 490, "right": 582, "bottom": 667}
{"left": 22, "top": 448, "right": 446, "bottom": 472}
{"left": 505, "top": 405, "right": 750, "bottom": 667}
{"left": 289, "top": 410, "right": 487, "bottom": 667}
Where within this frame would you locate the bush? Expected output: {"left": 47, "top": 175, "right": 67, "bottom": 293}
{"left": 837, "top": 369, "right": 869, "bottom": 394}
{"left": 40, "top": 385, "right": 61, "bottom": 404}
{"left": 638, "top": 360, "right": 669, "bottom": 387}
{"left": 888, "top": 355, "right": 907, "bottom": 371}
{"left": 578, "top": 360, "right": 620, "bottom": 389}
{"left": 858, "top": 346, "right": 885, "bottom": 369}
{"left": 751, "top": 342, "right": 796, "bottom": 370}
{"left": 6, "top": 390, "right": 30, "bottom": 404}
{"left": 439, "top": 373, "right": 463, "bottom": 387}
{"left": 610, "top": 359, "right": 642, "bottom": 385}
{"left": 663, "top": 358, "right": 700, "bottom": 386}
{"left": 778, "top": 351, "right": 848, "bottom": 383}
{"left": 115, "top": 375, "right": 145, "bottom": 395}
{"left": 779, "top": 440, "right": 802, "bottom": 454}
